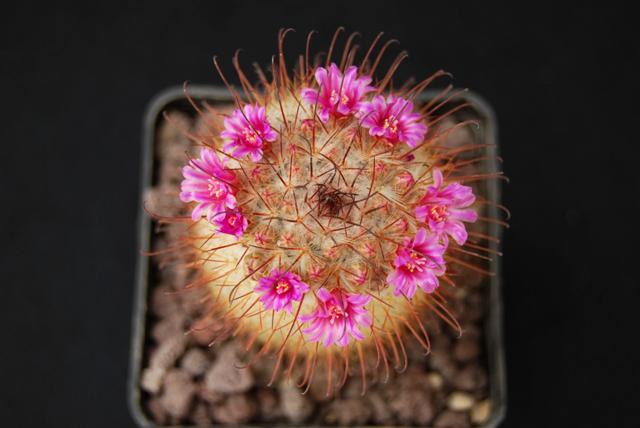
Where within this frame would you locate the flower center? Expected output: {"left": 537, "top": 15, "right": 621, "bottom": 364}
{"left": 275, "top": 280, "right": 290, "bottom": 295}
{"left": 328, "top": 304, "right": 346, "bottom": 324}
{"left": 429, "top": 205, "right": 449, "bottom": 223}
{"left": 227, "top": 215, "right": 237, "bottom": 226}
{"left": 242, "top": 127, "right": 259, "bottom": 144}
{"left": 208, "top": 180, "right": 228, "bottom": 199}
{"left": 329, "top": 90, "right": 349, "bottom": 106}
{"left": 405, "top": 252, "right": 426, "bottom": 273}
{"left": 383, "top": 115, "right": 399, "bottom": 134}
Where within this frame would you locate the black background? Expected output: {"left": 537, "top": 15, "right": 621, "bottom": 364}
{"left": 1, "top": 2, "right": 638, "bottom": 427}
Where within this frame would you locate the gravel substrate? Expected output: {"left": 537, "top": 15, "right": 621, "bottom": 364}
{"left": 138, "top": 107, "right": 493, "bottom": 427}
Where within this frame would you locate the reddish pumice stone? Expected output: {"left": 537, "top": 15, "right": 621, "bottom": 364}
{"left": 367, "top": 391, "right": 394, "bottom": 424}
{"left": 151, "top": 314, "right": 186, "bottom": 343}
{"left": 204, "top": 344, "right": 254, "bottom": 394}
{"left": 180, "top": 348, "right": 210, "bottom": 377}
{"left": 160, "top": 369, "right": 197, "bottom": 420}
{"left": 146, "top": 397, "right": 169, "bottom": 426}
{"left": 434, "top": 410, "right": 472, "bottom": 428}
{"left": 453, "top": 336, "right": 481, "bottom": 363}
{"left": 255, "top": 387, "right": 283, "bottom": 421}
{"left": 140, "top": 366, "right": 165, "bottom": 394}
{"left": 210, "top": 394, "right": 257, "bottom": 424}
{"left": 452, "top": 364, "right": 488, "bottom": 391}
{"left": 324, "top": 398, "right": 372, "bottom": 425}
{"left": 190, "top": 402, "right": 212, "bottom": 427}
{"left": 148, "top": 334, "right": 186, "bottom": 370}
{"left": 278, "top": 382, "right": 314, "bottom": 423}
{"left": 150, "top": 285, "right": 180, "bottom": 318}
{"left": 197, "top": 381, "right": 224, "bottom": 404}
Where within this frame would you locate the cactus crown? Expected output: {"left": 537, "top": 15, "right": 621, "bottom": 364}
{"left": 153, "top": 28, "right": 506, "bottom": 395}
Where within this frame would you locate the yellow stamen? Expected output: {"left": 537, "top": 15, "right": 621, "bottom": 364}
{"left": 275, "top": 280, "right": 290, "bottom": 295}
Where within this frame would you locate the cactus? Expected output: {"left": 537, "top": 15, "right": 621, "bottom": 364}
{"left": 150, "top": 29, "right": 507, "bottom": 395}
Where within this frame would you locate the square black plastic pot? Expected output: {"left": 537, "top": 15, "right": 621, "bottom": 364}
{"left": 128, "top": 85, "right": 507, "bottom": 428}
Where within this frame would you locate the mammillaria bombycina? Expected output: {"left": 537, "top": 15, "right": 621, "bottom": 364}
{"left": 149, "top": 29, "right": 507, "bottom": 395}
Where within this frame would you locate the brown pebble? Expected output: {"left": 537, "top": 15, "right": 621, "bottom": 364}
{"left": 190, "top": 402, "right": 212, "bottom": 427}
{"left": 150, "top": 285, "right": 180, "bottom": 318}
{"left": 434, "top": 410, "right": 471, "bottom": 428}
{"left": 210, "top": 394, "right": 256, "bottom": 424}
{"left": 181, "top": 348, "right": 210, "bottom": 377}
{"left": 256, "top": 388, "right": 282, "bottom": 421}
{"left": 458, "top": 263, "right": 485, "bottom": 289}
{"left": 204, "top": 344, "right": 254, "bottom": 394}
{"left": 279, "top": 383, "right": 314, "bottom": 423}
{"left": 460, "top": 323, "right": 481, "bottom": 340}
{"left": 146, "top": 397, "right": 168, "bottom": 425}
{"left": 405, "top": 338, "right": 428, "bottom": 363}
{"left": 429, "top": 346, "right": 458, "bottom": 382}
{"left": 140, "top": 366, "right": 166, "bottom": 394}
{"left": 390, "top": 388, "right": 436, "bottom": 425}
{"left": 308, "top": 368, "right": 340, "bottom": 402}
{"left": 161, "top": 369, "right": 196, "bottom": 419}
{"left": 248, "top": 350, "right": 277, "bottom": 384}
{"left": 463, "top": 292, "right": 486, "bottom": 321}
{"left": 325, "top": 398, "right": 372, "bottom": 425}
{"left": 151, "top": 314, "right": 186, "bottom": 343}
{"left": 342, "top": 376, "right": 366, "bottom": 399}
{"left": 157, "top": 112, "right": 192, "bottom": 155}
{"left": 197, "top": 382, "right": 225, "bottom": 404}
{"left": 452, "top": 364, "right": 488, "bottom": 391}
{"left": 189, "top": 317, "right": 224, "bottom": 346}
{"left": 368, "top": 391, "right": 394, "bottom": 425}
{"left": 149, "top": 334, "right": 187, "bottom": 370}
{"left": 180, "top": 288, "right": 206, "bottom": 318}
{"left": 158, "top": 143, "right": 191, "bottom": 186}
{"left": 144, "top": 186, "right": 184, "bottom": 218}
{"left": 453, "top": 337, "right": 480, "bottom": 363}
{"left": 164, "top": 221, "right": 189, "bottom": 242}
{"left": 395, "top": 366, "right": 431, "bottom": 391}
{"left": 160, "top": 260, "right": 191, "bottom": 291}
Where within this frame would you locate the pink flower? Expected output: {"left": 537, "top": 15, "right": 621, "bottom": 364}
{"left": 415, "top": 169, "right": 478, "bottom": 245}
{"left": 359, "top": 95, "right": 427, "bottom": 148}
{"left": 254, "top": 269, "right": 310, "bottom": 313}
{"left": 180, "top": 148, "right": 237, "bottom": 222}
{"left": 212, "top": 209, "right": 248, "bottom": 238}
{"left": 221, "top": 104, "right": 277, "bottom": 161}
{"left": 397, "top": 171, "right": 415, "bottom": 186}
{"left": 386, "top": 228, "right": 446, "bottom": 298}
{"left": 300, "top": 288, "right": 372, "bottom": 347}
{"left": 301, "top": 63, "right": 373, "bottom": 123}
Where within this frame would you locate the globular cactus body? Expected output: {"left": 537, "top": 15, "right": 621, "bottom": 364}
{"left": 153, "top": 29, "right": 505, "bottom": 395}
